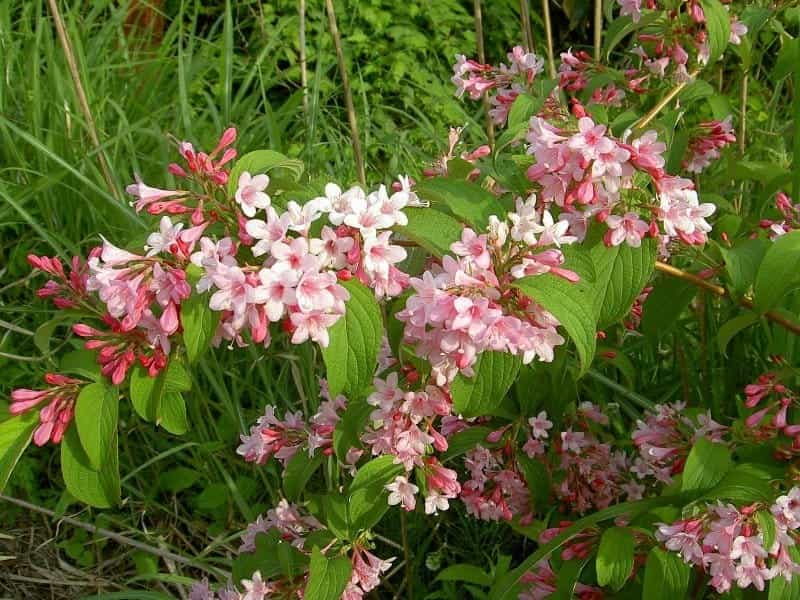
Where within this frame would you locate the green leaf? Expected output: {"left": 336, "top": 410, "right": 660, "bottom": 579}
{"left": 321, "top": 279, "right": 383, "bottom": 399}
{"left": 717, "top": 313, "right": 759, "bottom": 355}
{"left": 394, "top": 207, "right": 463, "bottom": 258}
{"left": 754, "top": 231, "right": 800, "bottom": 311}
{"left": 681, "top": 438, "right": 732, "bottom": 492}
{"left": 347, "top": 455, "right": 404, "bottom": 534}
{"left": 164, "top": 359, "right": 192, "bottom": 392}
{"left": 641, "top": 278, "right": 697, "bottom": 338}
{"left": 450, "top": 352, "right": 521, "bottom": 417}
{"left": 512, "top": 249, "right": 597, "bottom": 374}
{"left": 74, "top": 382, "right": 118, "bottom": 470}
{"left": 603, "top": 12, "right": 660, "bottom": 58}
{"left": 181, "top": 292, "right": 220, "bottom": 364}
{"left": 33, "top": 313, "right": 71, "bottom": 355}
{"left": 517, "top": 454, "right": 551, "bottom": 512}
{"left": 756, "top": 510, "right": 777, "bottom": 551}
{"left": 555, "top": 559, "right": 585, "bottom": 600}
{"left": 129, "top": 360, "right": 191, "bottom": 427}
{"left": 61, "top": 427, "right": 120, "bottom": 508}
{"left": 0, "top": 411, "right": 38, "bottom": 492}
{"left": 506, "top": 94, "right": 537, "bottom": 130}
{"left": 283, "top": 451, "right": 324, "bottom": 501}
{"left": 60, "top": 349, "right": 101, "bottom": 381}
{"left": 130, "top": 365, "right": 162, "bottom": 422}
{"left": 441, "top": 426, "right": 494, "bottom": 462}
{"left": 333, "top": 395, "right": 372, "bottom": 461}
{"left": 703, "top": 464, "right": 774, "bottom": 503}
{"left": 436, "top": 564, "right": 492, "bottom": 587}
{"left": 699, "top": 0, "right": 731, "bottom": 64}
{"left": 596, "top": 527, "right": 635, "bottom": 591}
{"left": 590, "top": 238, "right": 656, "bottom": 328}
{"left": 227, "top": 149, "right": 304, "bottom": 197}
{"left": 159, "top": 392, "right": 188, "bottom": 435}
{"left": 305, "top": 547, "right": 353, "bottom": 600}
{"left": 641, "top": 548, "right": 691, "bottom": 600}
{"left": 719, "top": 238, "right": 768, "bottom": 297}
{"left": 415, "top": 178, "right": 502, "bottom": 230}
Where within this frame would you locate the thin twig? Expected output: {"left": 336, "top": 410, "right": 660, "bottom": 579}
{"left": 0, "top": 319, "right": 34, "bottom": 336}
{"left": 586, "top": 370, "right": 655, "bottom": 410}
{"left": 473, "top": 0, "right": 495, "bottom": 145}
{"left": 739, "top": 73, "right": 748, "bottom": 155}
{"left": 542, "top": 0, "right": 556, "bottom": 78}
{"left": 593, "top": 0, "right": 602, "bottom": 61}
{"left": 46, "top": 0, "right": 120, "bottom": 201}
{"left": 324, "top": 0, "right": 366, "bottom": 186}
{"left": 298, "top": 0, "right": 308, "bottom": 115}
{"left": 0, "top": 494, "right": 227, "bottom": 577}
{"left": 632, "top": 70, "right": 699, "bottom": 131}
{"left": 655, "top": 261, "right": 800, "bottom": 336}
{"left": 519, "top": 0, "right": 534, "bottom": 51}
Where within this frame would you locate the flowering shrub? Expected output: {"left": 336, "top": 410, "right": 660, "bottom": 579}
{"left": 3, "top": 0, "right": 800, "bottom": 599}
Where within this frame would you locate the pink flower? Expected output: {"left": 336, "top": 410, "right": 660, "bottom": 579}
{"left": 386, "top": 475, "right": 419, "bottom": 511}
{"left": 604, "top": 212, "right": 649, "bottom": 247}
{"left": 290, "top": 310, "right": 341, "bottom": 347}
{"left": 362, "top": 231, "right": 407, "bottom": 278}
{"left": 451, "top": 228, "right": 491, "bottom": 269}
{"left": 235, "top": 172, "right": 271, "bottom": 217}
{"left": 125, "top": 176, "right": 187, "bottom": 213}
{"left": 144, "top": 216, "right": 184, "bottom": 256}
{"left": 568, "top": 117, "right": 615, "bottom": 161}
{"left": 529, "top": 411, "right": 553, "bottom": 439}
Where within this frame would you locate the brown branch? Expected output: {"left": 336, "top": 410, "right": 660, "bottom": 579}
{"left": 47, "top": 0, "right": 120, "bottom": 201}
{"left": 593, "top": 0, "right": 602, "bottom": 61}
{"left": 324, "top": 0, "right": 366, "bottom": 186}
{"left": 632, "top": 70, "right": 699, "bottom": 132}
{"left": 655, "top": 261, "right": 800, "bottom": 336}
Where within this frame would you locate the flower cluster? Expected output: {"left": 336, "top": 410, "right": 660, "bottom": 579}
{"left": 191, "top": 498, "right": 395, "bottom": 600}
{"left": 761, "top": 192, "right": 800, "bottom": 240}
{"left": 461, "top": 444, "right": 531, "bottom": 522}
{"left": 684, "top": 117, "right": 737, "bottom": 173}
{"left": 613, "top": 0, "right": 747, "bottom": 84}
{"left": 236, "top": 385, "right": 346, "bottom": 465}
{"left": 360, "top": 372, "right": 461, "bottom": 514}
{"left": 451, "top": 46, "right": 545, "bottom": 125}
{"left": 656, "top": 488, "right": 800, "bottom": 593}
{"left": 741, "top": 373, "right": 800, "bottom": 456}
{"left": 525, "top": 112, "right": 716, "bottom": 248}
{"left": 520, "top": 559, "right": 603, "bottom": 599}
{"left": 632, "top": 402, "right": 727, "bottom": 484}
{"left": 9, "top": 373, "right": 89, "bottom": 446}
{"left": 397, "top": 203, "right": 578, "bottom": 385}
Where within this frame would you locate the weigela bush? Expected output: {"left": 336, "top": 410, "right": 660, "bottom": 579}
{"left": 3, "top": 0, "right": 800, "bottom": 598}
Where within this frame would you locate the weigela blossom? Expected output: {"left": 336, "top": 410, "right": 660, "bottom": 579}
{"left": 631, "top": 402, "right": 727, "bottom": 484}
{"left": 236, "top": 392, "right": 346, "bottom": 465}
{"left": 451, "top": 46, "right": 545, "bottom": 125}
{"left": 684, "top": 117, "right": 736, "bottom": 173}
{"left": 657, "top": 491, "right": 800, "bottom": 593}
{"left": 9, "top": 373, "right": 88, "bottom": 446}
{"left": 397, "top": 202, "right": 578, "bottom": 385}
